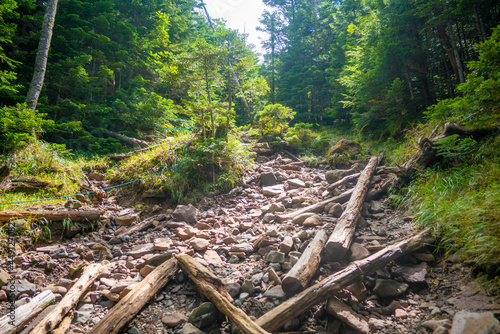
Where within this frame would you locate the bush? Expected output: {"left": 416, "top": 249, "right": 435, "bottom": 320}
{"left": 256, "top": 104, "right": 296, "bottom": 137}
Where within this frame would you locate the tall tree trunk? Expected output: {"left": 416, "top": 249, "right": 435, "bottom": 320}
{"left": 26, "top": 0, "right": 58, "bottom": 113}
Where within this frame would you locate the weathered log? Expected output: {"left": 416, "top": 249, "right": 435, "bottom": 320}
{"left": 52, "top": 311, "right": 74, "bottom": 334}
{"left": 0, "top": 165, "right": 10, "bottom": 188}
{"left": 118, "top": 214, "right": 167, "bottom": 236}
{"left": 326, "top": 297, "right": 369, "bottom": 333}
{"left": 104, "top": 130, "right": 149, "bottom": 148}
{"left": 0, "top": 290, "right": 55, "bottom": 334}
{"left": 327, "top": 173, "right": 360, "bottom": 193}
{"left": 282, "top": 229, "right": 328, "bottom": 296}
{"left": 0, "top": 210, "right": 101, "bottom": 223}
{"left": 176, "top": 254, "right": 271, "bottom": 334}
{"left": 256, "top": 229, "right": 433, "bottom": 332}
{"left": 31, "top": 263, "right": 103, "bottom": 334}
{"left": 325, "top": 153, "right": 383, "bottom": 261}
{"left": 276, "top": 189, "right": 353, "bottom": 223}
{"left": 89, "top": 258, "right": 177, "bottom": 334}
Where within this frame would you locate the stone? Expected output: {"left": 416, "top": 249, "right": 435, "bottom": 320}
{"left": 414, "top": 252, "right": 435, "bottom": 262}
{"left": 279, "top": 236, "right": 294, "bottom": 254}
{"left": 139, "top": 265, "right": 155, "bottom": 277}
{"left": 328, "top": 139, "right": 362, "bottom": 156}
{"left": 264, "top": 285, "right": 286, "bottom": 299}
{"left": 162, "top": 313, "right": 188, "bottom": 327}
{"left": 284, "top": 318, "right": 301, "bottom": 331}
{"left": 262, "top": 185, "right": 284, "bottom": 197}
{"left": 0, "top": 290, "right": 7, "bottom": 301}
{"left": 230, "top": 243, "right": 254, "bottom": 253}
{"left": 302, "top": 214, "right": 322, "bottom": 227}
{"left": 179, "top": 323, "right": 203, "bottom": 334}
{"left": 324, "top": 171, "right": 337, "bottom": 183}
{"left": 328, "top": 203, "right": 344, "bottom": 218}
{"left": 261, "top": 172, "right": 277, "bottom": 186}
{"left": 153, "top": 237, "right": 173, "bottom": 251}
{"left": 203, "top": 250, "right": 223, "bottom": 264}
{"left": 102, "top": 290, "right": 120, "bottom": 302}
{"left": 368, "top": 317, "right": 386, "bottom": 330}
{"left": 369, "top": 200, "right": 385, "bottom": 214}
{"left": 64, "top": 199, "right": 83, "bottom": 209}
{"left": 75, "top": 303, "right": 94, "bottom": 323}
{"left": 176, "top": 227, "right": 196, "bottom": 240}
{"left": 263, "top": 213, "right": 275, "bottom": 223}
{"left": 287, "top": 178, "right": 306, "bottom": 189}
{"left": 292, "top": 212, "right": 316, "bottom": 225}
{"left": 225, "top": 282, "right": 241, "bottom": 298}
{"left": 349, "top": 243, "right": 371, "bottom": 261}
{"left": 13, "top": 279, "right": 36, "bottom": 297}
{"left": 0, "top": 270, "right": 12, "bottom": 288}
{"left": 189, "top": 302, "right": 219, "bottom": 328}
{"left": 269, "top": 203, "right": 286, "bottom": 213}
{"left": 451, "top": 311, "right": 500, "bottom": 334}
{"left": 173, "top": 204, "right": 200, "bottom": 224}
{"left": 190, "top": 238, "right": 209, "bottom": 251}
{"left": 373, "top": 279, "right": 408, "bottom": 298}
{"left": 392, "top": 262, "right": 428, "bottom": 284}
{"left": 195, "top": 221, "right": 211, "bottom": 230}
{"left": 141, "top": 252, "right": 173, "bottom": 268}
{"left": 268, "top": 267, "right": 281, "bottom": 285}
{"left": 394, "top": 308, "right": 408, "bottom": 319}
{"left": 241, "top": 280, "right": 254, "bottom": 295}
{"left": 115, "top": 214, "right": 137, "bottom": 226}
{"left": 129, "top": 243, "right": 154, "bottom": 258}
{"left": 266, "top": 251, "right": 285, "bottom": 263}
{"left": 422, "top": 319, "right": 452, "bottom": 331}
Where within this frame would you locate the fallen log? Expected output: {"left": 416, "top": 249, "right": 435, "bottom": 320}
{"left": 89, "top": 258, "right": 177, "bottom": 334}
{"left": 327, "top": 173, "right": 360, "bottom": 193}
{"left": 118, "top": 214, "right": 168, "bottom": 236}
{"left": 325, "top": 153, "right": 383, "bottom": 261}
{"left": 282, "top": 229, "right": 328, "bottom": 296}
{"left": 104, "top": 130, "right": 149, "bottom": 148}
{"left": 176, "top": 254, "right": 271, "bottom": 334}
{"left": 0, "top": 210, "right": 101, "bottom": 223}
{"left": 52, "top": 311, "right": 74, "bottom": 334}
{"left": 256, "top": 228, "right": 433, "bottom": 332}
{"left": 326, "top": 297, "right": 369, "bottom": 333}
{"left": 0, "top": 290, "right": 55, "bottom": 334}
{"left": 31, "top": 263, "right": 103, "bottom": 334}
{"left": 276, "top": 189, "right": 353, "bottom": 223}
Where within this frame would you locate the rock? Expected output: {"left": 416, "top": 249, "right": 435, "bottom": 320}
{"left": 141, "top": 252, "right": 173, "bottom": 268}
{"left": 284, "top": 318, "right": 301, "bottom": 331}
{"left": 368, "top": 317, "right": 386, "bottom": 330}
{"left": 292, "top": 212, "right": 316, "bottom": 225}
{"left": 173, "top": 204, "right": 200, "bottom": 224}
{"left": 263, "top": 213, "right": 275, "bottom": 223}
{"left": 264, "top": 285, "right": 286, "bottom": 299}
{"left": 115, "top": 214, "right": 137, "bottom": 226}
{"left": 287, "top": 178, "right": 306, "bottom": 189}
{"left": 75, "top": 303, "right": 94, "bottom": 323}
{"left": 369, "top": 200, "right": 385, "bottom": 214}
{"left": 0, "top": 270, "right": 12, "bottom": 288}
{"left": 162, "top": 313, "right": 188, "bottom": 327}
{"left": 179, "top": 323, "right": 203, "bottom": 334}
{"left": 128, "top": 243, "right": 154, "bottom": 258}
{"left": 266, "top": 251, "right": 285, "bottom": 263}
{"left": 261, "top": 172, "right": 277, "bottom": 186}
{"left": 328, "top": 139, "right": 362, "bottom": 156}
{"left": 269, "top": 203, "right": 286, "bottom": 213}
{"left": 176, "top": 227, "right": 196, "bottom": 240}
{"left": 394, "top": 308, "right": 408, "bottom": 319}
{"left": 392, "top": 262, "right": 428, "bottom": 284}
{"left": 324, "top": 171, "right": 337, "bottom": 183}
{"left": 64, "top": 199, "right": 83, "bottom": 209}
{"left": 154, "top": 237, "right": 173, "bottom": 251}
{"left": 422, "top": 319, "right": 452, "bottom": 331}
{"left": 328, "top": 203, "right": 344, "bottom": 218}
{"left": 102, "top": 290, "right": 120, "bottom": 302}
{"left": 241, "top": 280, "right": 254, "bottom": 295}
{"left": 302, "top": 214, "right": 322, "bottom": 227}
{"left": 225, "top": 282, "right": 241, "bottom": 298}
{"left": 451, "top": 311, "right": 500, "bottom": 334}
{"left": 414, "top": 252, "right": 435, "bottom": 262}
{"left": 139, "top": 265, "right": 155, "bottom": 277}
{"left": 349, "top": 243, "right": 371, "bottom": 260}
{"left": 373, "top": 279, "right": 408, "bottom": 298}
{"left": 195, "top": 221, "right": 211, "bottom": 230}
{"left": 189, "top": 302, "right": 219, "bottom": 328}
{"left": 0, "top": 290, "right": 7, "bottom": 301}
{"left": 230, "top": 243, "right": 254, "bottom": 253}
{"left": 203, "top": 250, "right": 223, "bottom": 264}
{"left": 190, "top": 238, "right": 209, "bottom": 251}
{"left": 262, "top": 185, "right": 284, "bottom": 196}
{"left": 279, "top": 236, "right": 294, "bottom": 254}
{"left": 13, "top": 279, "right": 36, "bottom": 297}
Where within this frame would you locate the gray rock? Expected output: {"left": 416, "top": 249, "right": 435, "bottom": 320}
{"left": 190, "top": 238, "right": 209, "bottom": 251}
{"left": 162, "top": 313, "right": 188, "bottom": 327}
{"left": 392, "top": 262, "right": 428, "bottom": 284}
{"left": 241, "top": 279, "right": 254, "bottom": 295}
{"left": 115, "top": 214, "right": 137, "bottom": 227}
{"left": 264, "top": 285, "right": 287, "bottom": 299}
{"left": 292, "top": 212, "right": 316, "bottom": 225}
{"left": 128, "top": 243, "right": 154, "bottom": 259}
{"left": 328, "top": 203, "right": 344, "bottom": 218}
{"left": 189, "top": 302, "right": 220, "bottom": 328}
{"left": 64, "top": 199, "right": 83, "bottom": 209}
{"left": 225, "top": 282, "right": 241, "bottom": 298}
{"left": 263, "top": 213, "right": 276, "bottom": 223}
{"left": 75, "top": 303, "right": 94, "bottom": 323}
{"left": 179, "top": 323, "right": 203, "bottom": 334}
{"left": 279, "top": 236, "right": 294, "bottom": 254}
{"left": 369, "top": 200, "right": 385, "bottom": 214}
{"left": 302, "top": 214, "right": 322, "bottom": 227}
{"left": 266, "top": 251, "right": 285, "bottom": 264}
{"left": 269, "top": 203, "right": 286, "bottom": 213}
{"left": 373, "top": 279, "right": 408, "bottom": 298}
{"left": 13, "top": 279, "right": 36, "bottom": 297}
{"left": 173, "top": 204, "right": 200, "bottom": 224}
{"left": 349, "top": 243, "right": 371, "bottom": 260}
{"left": 451, "top": 311, "right": 500, "bottom": 334}
{"left": 261, "top": 172, "right": 277, "bottom": 186}
{"left": 287, "top": 178, "right": 306, "bottom": 189}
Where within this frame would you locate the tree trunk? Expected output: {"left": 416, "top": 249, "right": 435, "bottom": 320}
{"left": 0, "top": 290, "right": 55, "bottom": 334}
{"left": 176, "top": 254, "right": 270, "bottom": 334}
{"left": 326, "top": 297, "right": 369, "bottom": 333}
{"left": 255, "top": 229, "right": 433, "bottom": 332}
{"left": 104, "top": 130, "right": 148, "bottom": 148}
{"left": 31, "top": 263, "right": 103, "bottom": 334}
{"left": 117, "top": 214, "right": 167, "bottom": 236}
{"left": 282, "top": 229, "right": 328, "bottom": 296}
{"left": 89, "top": 258, "right": 177, "bottom": 334}
{"left": 0, "top": 210, "right": 101, "bottom": 223}
{"left": 325, "top": 153, "right": 383, "bottom": 261}
{"left": 52, "top": 311, "right": 74, "bottom": 334}
{"left": 327, "top": 173, "right": 360, "bottom": 193}
{"left": 25, "top": 0, "right": 58, "bottom": 113}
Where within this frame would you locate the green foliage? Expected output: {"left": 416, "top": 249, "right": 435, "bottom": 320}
{"left": 256, "top": 103, "right": 296, "bottom": 137}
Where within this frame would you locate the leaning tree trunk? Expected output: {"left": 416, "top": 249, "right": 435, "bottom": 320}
{"left": 25, "top": 0, "right": 58, "bottom": 113}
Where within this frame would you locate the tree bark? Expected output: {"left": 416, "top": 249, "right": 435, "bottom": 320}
{"left": 327, "top": 173, "right": 360, "bottom": 193}
{"left": 31, "top": 263, "right": 103, "bottom": 334}
{"left": 104, "top": 130, "right": 148, "bottom": 148}
{"left": 0, "top": 290, "right": 55, "bottom": 334}
{"left": 25, "top": 0, "right": 58, "bottom": 112}
{"left": 118, "top": 214, "right": 167, "bottom": 236}
{"left": 0, "top": 210, "right": 101, "bottom": 223}
{"left": 89, "top": 258, "right": 177, "bottom": 334}
{"left": 325, "top": 153, "right": 383, "bottom": 261}
{"left": 326, "top": 297, "right": 369, "bottom": 333}
{"left": 282, "top": 229, "right": 328, "bottom": 296}
{"left": 176, "top": 254, "right": 270, "bottom": 334}
{"left": 276, "top": 189, "right": 353, "bottom": 223}
{"left": 52, "top": 311, "right": 74, "bottom": 334}
{"left": 255, "top": 229, "right": 433, "bottom": 332}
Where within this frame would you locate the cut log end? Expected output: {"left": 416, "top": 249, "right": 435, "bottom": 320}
{"left": 325, "top": 242, "right": 348, "bottom": 262}
{"left": 281, "top": 277, "right": 303, "bottom": 296}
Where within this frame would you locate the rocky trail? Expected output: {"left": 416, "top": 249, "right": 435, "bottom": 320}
{"left": 1, "top": 145, "right": 500, "bottom": 334}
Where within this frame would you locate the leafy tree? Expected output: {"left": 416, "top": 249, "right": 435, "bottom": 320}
{"left": 256, "top": 103, "right": 296, "bottom": 137}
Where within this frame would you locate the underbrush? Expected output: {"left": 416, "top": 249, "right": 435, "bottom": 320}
{"left": 108, "top": 132, "right": 254, "bottom": 203}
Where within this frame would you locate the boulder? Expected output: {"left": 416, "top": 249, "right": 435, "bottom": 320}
{"left": 173, "top": 204, "right": 200, "bottom": 224}
{"left": 328, "top": 139, "right": 362, "bottom": 156}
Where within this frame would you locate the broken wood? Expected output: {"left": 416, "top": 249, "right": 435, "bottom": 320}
{"left": 327, "top": 172, "right": 360, "bottom": 193}
{"left": 256, "top": 229, "right": 433, "bottom": 332}
{"left": 326, "top": 297, "right": 369, "bottom": 333}
{"left": 0, "top": 210, "right": 101, "bottom": 223}
{"left": 325, "top": 153, "right": 383, "bottom": 261}
{"left": 0, "top": 290, "right": 55, "bottom": 334}
{"left": 282, "top": 229, "right": 328, "bottom": 296}
{"left": 89, "top": 258, "right": 177, "bottom": 334}
{"left": 52, "top": 311, "right": 74, "bottom": 334}
{"left": 176, "top": 254, "right": 271, "bottom": 334}
{"left": 276, "top": 189, "right": 353, "bottom": 223}
{"left": 104, "top": 129, "right": 149, "bottom": 148}
{"left": 118, "top": 214, "right": 167, "bottom": 236}
{"left": 32, "top": 263, "right": 103, "bottom": 334}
